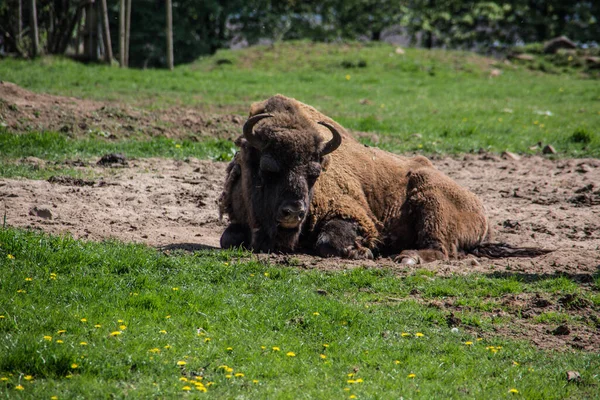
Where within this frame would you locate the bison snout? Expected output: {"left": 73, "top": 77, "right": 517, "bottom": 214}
{"left": 277, "top": 201, "right": 306, "bottom": 228}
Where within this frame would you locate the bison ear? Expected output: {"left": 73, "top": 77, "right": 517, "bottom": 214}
{"left": 249, "top": 100, "right": 267, "bottom": 117}
{"left": 321, "top": 155, "right": 331, "bottom": 171}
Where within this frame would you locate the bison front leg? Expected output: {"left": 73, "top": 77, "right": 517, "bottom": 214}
{"left": 315, "top": 219, "right": 374, "bottom": 260}
{"left": 220, "top": 223, "right": 251, "bottom": 249}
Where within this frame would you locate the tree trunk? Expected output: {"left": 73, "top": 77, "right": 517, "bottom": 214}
{"left": 166, "top": 0, "right": 174, "bottom": 70}
{"left": 99, "top": 0, "right": 113, "bottom": 63}
{"left": 84, "top": 1, "right": 98, "bottom": 61}
{"left": 125, "top": 0, "right": 131, "bottom": 66}
{"left": 119, "top": 0, "right": 125, "bottom": 67}
{"left": 17, "top": 0, "right": 23, "bottom": 42}
{"left": 29, "top": 0, "right": 40, "bottom": 57}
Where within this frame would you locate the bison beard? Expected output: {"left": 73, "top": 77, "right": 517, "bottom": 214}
{"left": 219, "top": 95, "right": 551, "bottom": 263}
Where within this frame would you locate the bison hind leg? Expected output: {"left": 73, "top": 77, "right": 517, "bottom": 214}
{"left": 315, "top": 219, "right": 373, "bottom": 260}
{"left": 220, "top": 223, "right": 251, "bottom": 249}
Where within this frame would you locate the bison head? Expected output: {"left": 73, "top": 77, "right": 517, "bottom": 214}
{"left": 241, "top": 113, "right": 342, "bottom": 252}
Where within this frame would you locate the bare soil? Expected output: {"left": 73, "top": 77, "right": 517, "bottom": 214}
{"left": 1, "top": 82, "right": 599, "bottom": 352}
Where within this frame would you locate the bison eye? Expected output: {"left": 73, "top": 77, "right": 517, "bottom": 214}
{"left": 260, "top": 156, "right": 280, "bottom": 174}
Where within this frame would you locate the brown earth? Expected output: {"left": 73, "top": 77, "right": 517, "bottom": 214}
{"left": 1, "top": 82, "right": 599, "bottom": 352}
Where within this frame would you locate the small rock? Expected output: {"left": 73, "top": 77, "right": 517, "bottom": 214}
{"left": 551, "top": 324, "right": 570, "bottom": 336}
{"left": 395, "top": 47, "right": 405, "bottom": 55}
{"left": 566, "top": 371, "right": 581, "bottom": 383}
{"left": 489, "top": 68, "right": 502, "bottom": 77}
{"left": 29, "top": 206, "right": 53, "bottom": 220}
{"left": 450, "top": 327, "right": 460, "bottom": 334}
{"left": 410, "top": 133, "right": 422, "bottom": 139}
{"left": 542, "top": 144, "right": 557, "bottom": 155}
{"left": 501, "top": 151, "right": 521, "bottom": 161}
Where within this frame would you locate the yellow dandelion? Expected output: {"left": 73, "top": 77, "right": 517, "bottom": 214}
{"left": 394, "top": 360, "right": 400, "bottom": 365}
{"left": 465, "top": 341, "right": 473, "bottom": 346}
{"left": 347, "top": 379, "right": 356, "bottom": 384}
{"left": 175, "top": 144, "right": 182, "bottom": 149}
{"left": 355, "top": 378, "right": 364, "bottom": 383}
{"left": 226, "top": 347, "right": 233, "bottom": 351}
{"left": 94, "top": 324, "right": 101, "bottom": 328}
{"left": 119, "top": 325, "right": 126, "bottom": 330}
{"left": 323, "top": 343, "right": 329, "bottom": 348}
{"left": 16, "top": 289, "right": 26, "bottom": 293}
{"left": 182, "top": 386, "right": 191, "bottom": 391}
{"left": 196, "top": 386, "right": 207, "bottom": 392}
{"left": 345, "top": 74, "right": 351, "bottom": 80}
{"left": 415, "top": 332, "right": 424, "bottom": 337}
{"left": 117, "top": 319, "right": 124, "bottom": 323}
{"left": 234, "top": 373, "right": 244, "bottom": 377}
{"left": 172, "top": 287, "right": 179, "bottom": 291}
{"left": 24, "top": 375, "right": 33, "bottom": 381}
{"left": 225, "top": 367, "right": 233, "bottom": 373}
{"left": 264, "top": 272, "right": 269, "bottom": 277}
{"left": 149, "top": 348, "right": 160, "bottom": 354}
{"left": 110, "top": 331, "right": 121, "bottom": 336}
{"left": 25, "top": 277, "right": 32, "bottom": 282}
{"left": 0, "top": 377, "right": 8, "bottom": 381}
{"left": 177, "top": 360, "right": 187, "bottom": 366}
{"left": 401, "top": 332, "right": 411, "bottom": 337}
{"left": 50, "top": 273, "right": 57, "bottom": 280}
{"left": 347, "top": 373, "right": 354, "bottom": 378}
{"left": 43, "top": 335, "right": 52, "bottom": 341}
{"left": 408, "top": 373, "right": 416, "bottom": 379}
{"left": 164, "top": 345, "right": 171, "bottom": 349}
{"left": 71, "top": 363, "right": 78, "bottom": 369}
{"left": 252, "top": 379, "right": 259, "bottom": 384}
{"left": 80, "top": 342, "right": 88, "bottom": 346}
{"left": 320, "top": 354, "right": 327, "bottom": 359}
{"left": 513, "top": 361, "right": 519, "bottom": 366}
{"left": 476, "top": 338, "right": 483, "bottom": 341}
{"left": 313, "top": 312, "right": 320, "bottom": 316}
{"left": 225, "top": 374, "right": 232, "bottom": 379}
{"left": 260, "top": 346, "right": 266, "bottom": 350}
{"left": 15, "top": 384, "right": 24, "bottom": 390}
{"left": 159, "top": 330, "right": 167, "bottom": 334}
{"left": 509, "top": 388, "right": 519, "bottom": 394}
{"left": 0, "top": 315, "right": 5, "bottom": 319}
{"left": 80, "top": 318, "right": 87, "bottom": 323}
{"left": 179, "top": 377, "right": 188, "bottom": 382}
{"left": 272, "top": 346, "right": 280, "bottom": 351}
{"left": 204, "top": 338, "right": 211, "bottom": 343}
{"left": 166, "top": 315, "right": 171, "bottom": 319}
{"left": 7, "top": 254, "right": 15, "bottom": 259}
{"left": 349, "top": 395, "right": 357, "bottom": 399}
{"left": 286, "top": 351, "right": 296, "bottom": 357}
{"left": 343, "top": 387, "right": 350, "bottom": 391}
{"left": 56, "top": 340, "right": 64, "bottom": 344}
{"left": 57, "top": 330, "right": 66, "bottom": 334}
{"left": 51, "top": 397, "right": 58, "bottom": 400}
{"left": 250, "top": 273, "right": 255, "bottom": 277}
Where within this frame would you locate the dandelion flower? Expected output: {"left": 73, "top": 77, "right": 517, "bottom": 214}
{"left": 204, "top": 338, "right": 211, "bottom": 343}
{"left": 164, "top": 345, "right": 171, "bottom": 349}
{"left": 313, "top": 312, "right": 320, "bottom": 316}
{"left": 320, "top": 354, "right": 327, "bottom": 359}
{"left": 57, "top": 330, "right": 66, "bottom": 334}
{"left": 110, "top": 331, "right": 121, "bottom": 336}
{"left": 355, "top": 378, "right": 363, "bottom": 383}
{"left": 343, "top": 387, "right": 350, "bottom": 391}
{"left": 272, "top": 346, "right": 280, "bottom": 351}
{"left": 7, "top": 254, "right": 15, "bottom": 259}
{"left": 264, "top": 272, "right": 269, "bottom": 277}
{"left": 71, "top": 363, "right": 78, "bottom": 369}
{"left": 0, "top": 315, "right": 5, "bottom": 319}
{"left": 347, "top": 373, "right": 355, "bottom": 378}
{"left": 182, "top": 386, "right": 191, "bottom": 391}
{"left": 252, "top": 380, "right": 259, "bottom": 384}
{"left": 25, "top": 277, "right": 32, "bottom": 282}
{"left": 94, "top": 324, "right": 101, "bottom": 328}
{"left": 166, "top": 315, "right": 171, "bottom": 319}
{"left": 80, "top": 318, "right": 87, "bottom": 323}
{"left": 286, "top": 351, "right": 296, "bottom": 357}
{"left": 172, "top": 287, "right": 179, "bottom": 291}
{"left": 159, "top": 330, "right": 167, "bottom": 334}
{"left": 15, "top": 384, "right": 24, "bottom": 390}
{"left": 476, "top": 338, "right": 483, "bottom": 341}
{"left": 509, "top": 388, "right": 519, "bottom": 394}
{"left": 177, "top": 361, "right": 187, "bottom": 366}
{"left": 347, "top": 379, "right": 356, "bottom": 384}
{"left": 408, "top": 373, "right": 416, "bottom": 379}
{"left": 394, "top": 360, "right": 400, "bottom": 365}
{"left": 17, "top": 289, "right": 26, "bottom": 293}
{"left": 51, "top": 397, "right": 58, "bottom": 400}
{"left": 0, "top": 377, "right": 8, "bottom": 381}
{"left": 179, "top": 377, "right": 188, "bottom": 382}
{"left": 175, "top": 144, "right": 182, "bottom": 149}
{"left": 50, "top": 273, "right": 57, "bottom": 280}
{"left": 149, "top": 348, "right": 160, "bottom": 354}
{"left": 465, "top": 341, "right": 473, "bottom": 346}
{"left": 225, "top": 375, "right": 232, "bottom": 379}
{"left": 513, "top": 361, "right": 519, "bottom": 366}
{"left": 43, "top": 336, "right": 52, "bottom": 341}
{"left": 234, "top": 373, "right": 244, "bottom": 377}
{"left": 119, "top": 325, "right": 126, "bottom": 330}
{"left": 401, "top": 333, "right": 411, "bottom": 337}
{"left": 80, "top": 342, "right": 88, "bottom": 346}
{"left": 56, "top": 340, "right": 64, "bottom": 344}
{"left": 349, "top": 395, "right": 357, "bottom": 399}
{"left": 24, "top": 375, "right": 33, "bottom": 381}
{"left": 117, "top": 319, "right": 124, "bottom": 323}
{"left": 196, "top": 386, "right": 207, "bottom": 392}
{"left": 226, "top": 347, "right": 233, "bottom": 351}
{"left": 345, "top": 75, "right": 351, "bottom": 80}
{"left": 260, "top": 346, "right": 266, "bottom": 350}
{"left": 323, "top": 344, "right": 329, "bottom": 348}
{"left": 415, "top": 332, "right": 424, "bottom": 337}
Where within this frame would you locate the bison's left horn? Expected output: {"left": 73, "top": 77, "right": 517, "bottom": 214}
{"left": 243, "top": 113, "right": 273, "bottom": 149}
{"left": 318, "top": 121, "right": 342, "bottom": 156}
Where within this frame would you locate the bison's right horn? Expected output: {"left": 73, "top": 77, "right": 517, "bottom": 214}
{"left": 243, "top": 113, "right": 273, "bottom": 149}
{"left": 318, "top": 121, "right": 342, "bottom": 156}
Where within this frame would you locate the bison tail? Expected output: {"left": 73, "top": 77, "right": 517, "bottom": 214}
{"left": 468, "top": 243, "right": 552, "bottom": 258}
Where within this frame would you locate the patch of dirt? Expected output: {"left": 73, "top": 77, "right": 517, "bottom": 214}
{"left": 0, "top": 81, "right": 243, "bottom": 139}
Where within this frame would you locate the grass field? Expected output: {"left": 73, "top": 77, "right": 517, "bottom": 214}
{"left": 1, "top": 42, "right": 600, "bottom": 398}
{"left": 1, "top": 228, "right": 599, "bottom": 399}
{"left": 0, "top": 41, "right": 599, "bottom": 159}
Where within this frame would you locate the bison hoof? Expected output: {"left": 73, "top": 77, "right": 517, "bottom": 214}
{"left": 394, "top": 252, "right": 421, "bottom": 265}
{"left": 344, "top": 246, "right": 374, "bottom": 260}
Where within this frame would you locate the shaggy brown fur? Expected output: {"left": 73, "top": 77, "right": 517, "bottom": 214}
{"left": 220, "top": 95, "right": 549, "bottom": 263}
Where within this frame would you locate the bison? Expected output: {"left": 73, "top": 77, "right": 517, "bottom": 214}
{"left": 219, "top": 95, "right": 548, "bottom": 264}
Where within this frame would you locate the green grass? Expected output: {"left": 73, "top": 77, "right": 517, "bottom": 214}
{"left": 1, "top": 227, "right": 599, "bottom": 398}
{"left": 0, "top": 41, "right": 598, "bottom": 160}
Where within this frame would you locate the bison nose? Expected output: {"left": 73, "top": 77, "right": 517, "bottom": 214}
{"left": 279, "top": 201, "right": 306, "bottom": 221}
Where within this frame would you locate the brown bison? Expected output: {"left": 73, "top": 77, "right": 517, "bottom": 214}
{"left": 219, "top": 95, "right": 548, "bottom": 264}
